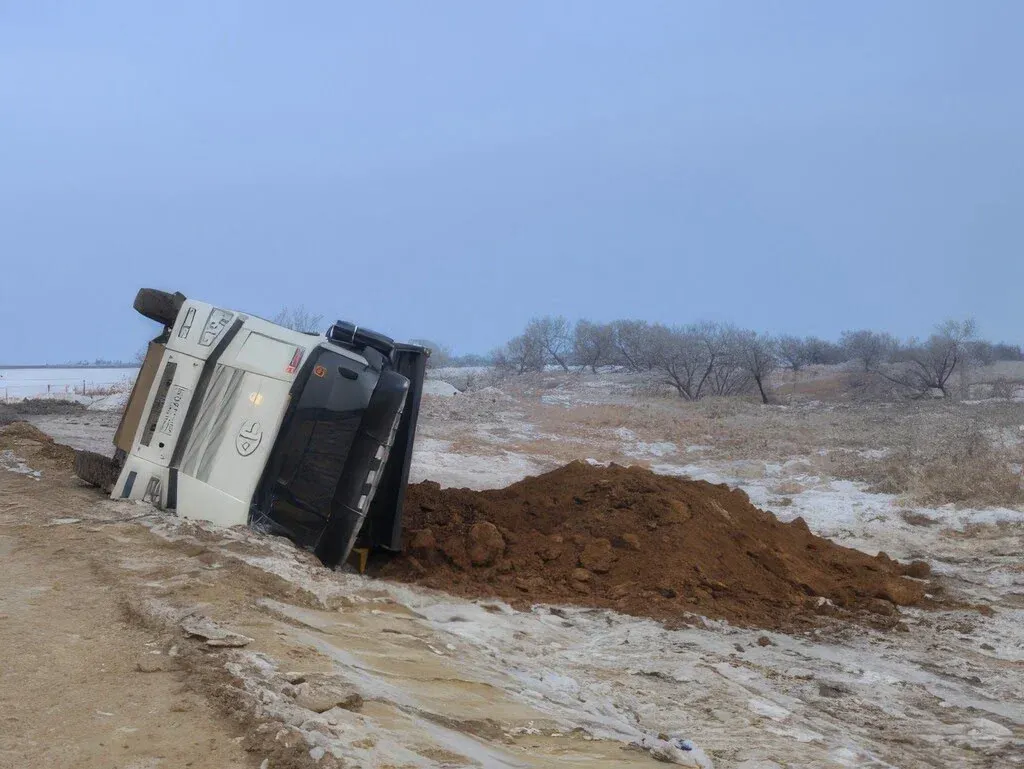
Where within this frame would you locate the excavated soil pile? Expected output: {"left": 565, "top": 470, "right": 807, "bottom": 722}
{"left": 0, "top": 421, "right": 78, "bottom": 466}
{"left": 372, "top": 461, "right": 929, "bottom": 628}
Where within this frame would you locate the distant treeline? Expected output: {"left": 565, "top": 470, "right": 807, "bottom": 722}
{"left": 469, "top": 317, "right": 1022, "bottom": 402}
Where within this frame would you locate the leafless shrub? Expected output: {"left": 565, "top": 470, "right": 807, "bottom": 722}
{"left": 650, "top": 322, "right": 755, "bottom": 400}
{"left": 874, "top": 319, "right": 976, "bottom": 398}
{"left": 734, "top": 331, "right": 779, "bottom": 404}
{"left": 776, "top": 335, "right": 810, "bottom": 373}
{"left": 844, "top": 370, "right": 902, "bottom": 402}
{"left": 804, "top": 337, "right": 848, "bottom": 365}
{"left": 970, "top": 340, "right": 1024, "bottom": 365}
{"left": 272, "top": 305, "right": 324, "bottom": 334}
{"left": 525, "top": 316, "right": 572, "bottom": 371}
{"left": 987, "top": 379, "right": 1024, "bottom": 399}
{"left": 610, "top": 320, "right": 657, "bottom": 372}
{"left": 572, "top": 320, "right": 615, "bottom": 372}
{"left": 841, "top": 329, "right": 899, "bottom": 372}
{"left": 492, "top": 333, "right": 545, "bottom": 374}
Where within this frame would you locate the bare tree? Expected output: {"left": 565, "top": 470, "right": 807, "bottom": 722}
{"left": 840, "top": 330, "right": 898, "bottom": 371}
{"left": 572, "top": 320, "right": 615, "bottom": 373}
{"left": 650, "top": 324, "right": 712, "bottom": 400}
{"left": 650, "top": 324, "right": 703, "bottom": 399}
{"left": 273, "top": 305, "right": 325, "bottom": 334}
{"left": 735, "top": 331, "right": 779, "bottom": 404}
{"left": 650, "top": 322, "right": 753, "bottom": 400}
{"left": 610, "top": 319, "right": 661, "bottom": 372}
{"left": 877, "top": 319, "right": 977, "bottom": 397}
{"left": 803, "top": 336, "right": 847, "bottom": 365}
{"left": 492, "top": 333, "right": 545, "bottom": 375}
{"left": 776, "top": 335, "right": 809, "bottom": 373}
{"left": 970, "top": 340, "right": 1024, "bottom": 365}
{"left": 523, "top": 316, "right": 572, "bottom": 371}
{"left": 703, "top": 325, "right": 753, "bottom": 397}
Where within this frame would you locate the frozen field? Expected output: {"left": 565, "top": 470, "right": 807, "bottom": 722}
{"left": 0, "top": 366, "right": 138, "bottom": 400}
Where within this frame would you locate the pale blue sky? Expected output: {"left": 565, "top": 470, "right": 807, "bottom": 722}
{"left": 1, "top": 2, "right": 1021, "bottom": 362}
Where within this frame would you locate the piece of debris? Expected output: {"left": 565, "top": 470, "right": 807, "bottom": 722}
{"left": 633, "top": 733, "right": 714, "bottom": 767}
{"left": 292, "top": 680, "right": 363, "bottom": 713}
{"left": 180, "top": 616, "right": 253, "bottom": 648}
{"left": 817, "top": 682, "right": 850, "bottom": 699}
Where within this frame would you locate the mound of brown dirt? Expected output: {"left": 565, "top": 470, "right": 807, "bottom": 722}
{"left": 0, "top": 421, "right": 78, "bottom": 468}
{"left": 371, "top": 462, "right": 929, "bottom": 629}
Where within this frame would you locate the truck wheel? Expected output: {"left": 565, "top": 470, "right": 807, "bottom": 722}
{"left": 74, "top": 450, "right": 119, "bottom": 494}
{"left": 133, "top": 288, "right": 186, "bottom": 327}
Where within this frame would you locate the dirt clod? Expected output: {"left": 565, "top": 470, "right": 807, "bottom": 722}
{"left": 467, "top": 521, "right": 505, "bottom": 566}
{"left": 901, "top": 560, "right": 932, "bottom": 579}
{"left": 409, "top": 528, "right": 437, "bottom": 552}
{"left": 373, "top": 462, "right": 929, "bottom": 629}
{"left": 579, "top": 537, "right": 615, "bottom": 573}
{"left": 292, "top": 681, "right": 363, "bottom": 714}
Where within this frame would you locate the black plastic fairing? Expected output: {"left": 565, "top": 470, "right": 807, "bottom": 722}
{"left": 361, "top": 343, "right": 429, "bottom": 551}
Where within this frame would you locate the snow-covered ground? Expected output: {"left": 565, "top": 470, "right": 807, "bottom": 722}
{"left": 11, "top": 369, "right": 1023, "bottom": 767}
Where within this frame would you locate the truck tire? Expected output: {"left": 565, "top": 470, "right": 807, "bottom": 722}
{"left": 133, "top": 288, "right": 186, "bottom": 327}
{"left": 74, "top": 450, "right": 119, "bottom": 494}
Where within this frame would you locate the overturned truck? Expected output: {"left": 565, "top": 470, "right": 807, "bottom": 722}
{"left": 76, "top": 289, "right": 427, "bottom": 568}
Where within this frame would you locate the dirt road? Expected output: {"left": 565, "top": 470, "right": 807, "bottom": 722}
{"left": 0, "top": 447, "right": 251, "bottom": 768}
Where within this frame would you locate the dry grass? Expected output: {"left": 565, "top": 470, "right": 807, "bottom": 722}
{"left": 533, "top": 395, "right": 1024, "bottom": 508}
{"left": 827, "top": 413, "right": 1024, "bottom": 508}
{"left": 872, "top": 430, "right": 1021, "bottom": 507}
{"left": 424, "top": 369, "right": 1024, "bottom": 509}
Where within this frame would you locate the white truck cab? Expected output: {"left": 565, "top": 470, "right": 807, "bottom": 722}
{"left": 85, "top": 289, "right": 428, "bottom": 568}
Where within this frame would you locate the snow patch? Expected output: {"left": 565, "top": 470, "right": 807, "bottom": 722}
{"left": 0, "top": 450, "right": 41, "bottom": 479}
{"left": 421, "top": 379, "right": 460, "bottom": 397}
